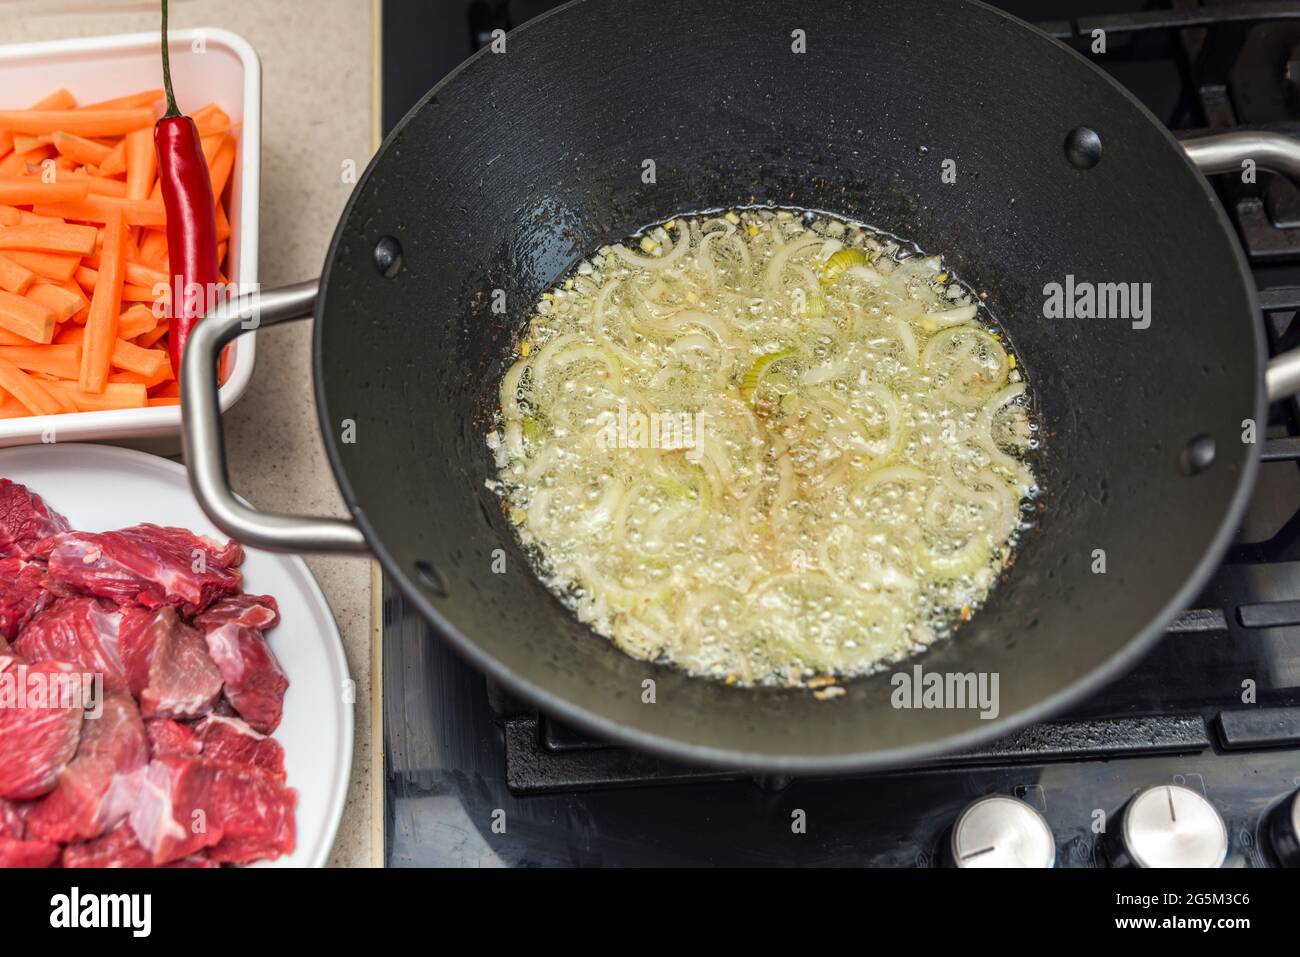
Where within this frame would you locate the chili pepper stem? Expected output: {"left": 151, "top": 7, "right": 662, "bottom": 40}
{"left": 159, "top": 0, "right": 181, "bottom": 119}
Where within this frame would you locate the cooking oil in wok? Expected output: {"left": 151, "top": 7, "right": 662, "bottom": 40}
{"left": 487, "top": 207, "right": 1039, "bottom": 687}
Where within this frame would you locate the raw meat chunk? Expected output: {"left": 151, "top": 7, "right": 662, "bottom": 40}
{"left": 129, "top": 756, "right": 295, "bottom": 865}
{"left": 0, "top": 835, "right": 60, "bottom": 867}
{"left": 0, "top": 797, "right": 23, "bottom": 838}
{"left": 14, "top": 597, "right": 126, "bottom": 692}
{"left": 145, "top": 718, "right": 202, "bottom": 759}
{"left": 37, "top": 523, "right": 243, "bottom": 615}
{"left": 25, "top": 692, "right": 148, "bottom": 843}
{"left": 203, "top": 624, "right": 287, "bottom": 733}
{"left": 193, "top": 593, "right": 280, "bottom": 631}
{"left": 196, "top": 714, "right": 286, "bottom": 783}
{"left": 61, "top": 823, "right": 152, "bottom": 868}
{"left": 119, "top": 606, "right": 222, "bottom": 720}
{"left": 0, "top": 479, "right": 70, "bottom": 560}
{"left": 0, "top": 659, "right": 85, "bottom": 800}
{"left": 0, "top": 558, "right": 53, "bottom": 640}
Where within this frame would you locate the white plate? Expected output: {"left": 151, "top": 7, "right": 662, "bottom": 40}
{"left": 0, "top": 444, "right": 352, "bottom": 868}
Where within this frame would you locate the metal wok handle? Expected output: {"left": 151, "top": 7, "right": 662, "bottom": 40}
{"left": 180, "top": 280, "right": 370, "bottom": 554}
{"left": 1180, "top": 131, "right": 1300, "bottom": 402}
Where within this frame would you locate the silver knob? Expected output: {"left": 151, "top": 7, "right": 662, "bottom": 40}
{"left": 1120, "top": 784, "right": 1227, "bottom": 868}
{"left": 948, "top": 796, "right": 1056, "bottom": 868}
{"left": 1268, "top": 790, "right": 1300, "bottom": 867}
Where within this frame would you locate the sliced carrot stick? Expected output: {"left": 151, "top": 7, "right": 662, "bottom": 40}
{"left": 0, "top": 255, "right": 34, "bottom": 295}
{"left": 0, "top": 223, "right": 97, "bottom": 256}
{"left": 37, "top": 379, "right": 78, "bottom": 413}
{"left": 12, "top": 134, "right": 52, "bottom": 153}
{"left": 138, "top": 229, "right": 168, "bottom": 269}
{"left": 28, "top": 89, "right": 76, "bottom": 111}
{"left": 117, "top": 303, "right": 157, "bottom": 339}
{"left": 121, "top": 283, "right": 164, "bottom": 303}
{"left": 0, "top": 344, "right": 80, "bottom": 379}
{"left": 25, "top": 283, "right": 84, "bottom": 323}
{"left": 81, "top": 89, "right": 163, "bottom": 111}
{"left": 33, "top": 194, "right": 166, "bottom": 227}
{"left": 51, "top": 130, "right": 113, "bottom": 166}
{"left": 150, "top": 380, "right": 179, "bottom": 398}
{"left": 0, "top": 131, "right": 10, "bottom": 159}
{"left": 146, "top": 396, "right": 179, "bottom": 406}
{"left": 75, "top": 266, "right": 160, "bottom": 304}
{"left": 16, "top": 209, "right": 63, "bottom": 226}
{"left": 109, "top": 363, "right": 171, "bottom": 388}
{"left": 0, "top": 109, "right": 154, "bottom": 138}
{"left": 125, "top": 127, "right": 156, "bottom": 201}
{"left": 6, "top": 250, "right": 79, "bottom": 282}
{"left": 0, "top": 178, "right": 89, "bottom": 205}
{"left": 135, "top": 318, "right": 168, "bottom": 349}
{"left": 0, "top": 208, "right": 18, "bottom": 227}
{"left": 0, "top": 289, "right": 55, "bottom": 343}
{"left": 191, "top": 104, "right": 231, "bottom": 137}
{"left": 84, "top": 176, "right": 129, "bottom": 198}
{"left": 54, "top": 325, "right": 84, "bottom": 346}
{"left": 79, "top": 206, "right": 126, "bottom": 392}
{"left": 208, "top": 136, "right": 236, "bottom": 201}
{"left": 0, "top": 328, "right": 36, "bottom": 345}
{"left": 0, "top": 144, "right": 55, "bottom": 177}
{"left": 99, "top": 140, "right": 127, "bottom": 177}
{"left": 83, "top": 253, "right": 168, "bottom": 289}
{"left": 215, "top": 203, "right": 231, "bottom": 242}
{"left": 48, "top": 379, "right": 146, "bottom": 411}
{"left": 0, "top": 356, "right": 60, "bottom": 415}
{"left": 110, "top": 337, "right": 167, "bottom": 377}
{"left": 0, "top": 392, "right": 30, "bottom": 418}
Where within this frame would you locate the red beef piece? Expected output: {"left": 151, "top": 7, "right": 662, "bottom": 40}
{"left": 129, "top": 755, "right": 295, "bottom": 865}
{"left": 193, "top": 593, "right": 280, "bottom": 631}
{"left": 0, "top": 797, "right": 24, "bottom": 838}
{"left": 196, "top": 714, "right": 286, "bottom": 783}
{"left": 61, "top": 823, "right": 152, "bottom": 868}
{"left": 25, "top": 692, "right": 148, "bottom": 843}
{"left": 0, "top": 835, "right": 60, "bottom": 867}
{"left": 37, "top": 523, "right": 243, "bottom": 616}
{"left": 0, "top": 659, "right": 85, "bottom": 800}
{"left": 62, "top": 823, "right": 214, "bottom": 867}
{"left": 145, "top": 718, "right": 202, "bottom": 759}
{"left": 0, "top": 479, "right": 70, "bottom": 560}
{"left": 14, "top": 597, "right": 126, "bottom": 692}
{"left": 203, "top": 623, "right": 287, "bottom": 733}
{"left": 0, "top": 558, "right": 53, "bottom": 641}
{"left": 119, "top": 606, "right": 222, "bottom": 720}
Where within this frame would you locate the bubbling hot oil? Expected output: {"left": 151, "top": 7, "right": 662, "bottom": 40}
{"left": 487, "top": 208, "right": 1039, "bottom": 687}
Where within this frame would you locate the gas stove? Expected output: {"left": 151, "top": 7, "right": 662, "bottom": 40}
{"left": 380, "top": 0, "right": 1300, "bottom": 867}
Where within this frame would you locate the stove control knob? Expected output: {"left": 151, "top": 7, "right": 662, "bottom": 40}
{"left": 946, "top": 795, "right": 1055, "bottom": 868}
{"left": 1117, "top": 784, "right": 1227, "bottom": 868}
{"left": 1267, "top": 790, "right": 1300, "bottom": 867}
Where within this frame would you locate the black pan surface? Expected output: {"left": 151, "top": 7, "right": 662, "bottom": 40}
{"left": 313, "top": 0, "right": 1262, "bottom": 770}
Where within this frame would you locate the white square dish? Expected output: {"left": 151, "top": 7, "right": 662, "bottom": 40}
{"left": 0, "top": 28, "right": 260, "bottom": 448}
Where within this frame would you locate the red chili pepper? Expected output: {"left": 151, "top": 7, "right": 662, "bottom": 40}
{"left": 155, "top": 0, "right": 219, "bottom": 380}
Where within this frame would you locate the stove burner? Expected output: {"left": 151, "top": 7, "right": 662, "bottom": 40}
{"left": 381, "top": 0, "right": 1300, "bottom": 867}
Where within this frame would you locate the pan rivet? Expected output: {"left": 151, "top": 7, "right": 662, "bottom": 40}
{"left": 414, "top": 559, "right": 448, "bottom": 597}
{"left": 1064, "top": 127, "right": 1103, "bottom": 169}
{"left": 374, "top": 236, "right": 403, "bottom": 278}
{"left": 1179, "top": 434, "right": 1216, "bottom": 476}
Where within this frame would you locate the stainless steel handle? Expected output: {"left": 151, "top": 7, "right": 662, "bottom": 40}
{"left": 1180, "top": 131, "right": 1300, "bottom": 402}
{"left": 180, "top": 280, "right": 370, "bottom": 554}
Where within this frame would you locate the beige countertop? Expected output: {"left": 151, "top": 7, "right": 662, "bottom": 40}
{"left": 1, "top": 0, "right": 378, "bottom": 867}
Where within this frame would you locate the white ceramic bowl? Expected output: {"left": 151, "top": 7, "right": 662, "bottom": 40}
{"left": 0, "top": 28, "right": 260, "bottom": 448}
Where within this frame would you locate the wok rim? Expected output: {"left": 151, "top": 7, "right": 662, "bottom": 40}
{"left": 314, "top": 0, "right": 1265, "bottom": 772}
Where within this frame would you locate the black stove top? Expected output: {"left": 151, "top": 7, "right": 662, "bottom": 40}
{"left": 380, "top": 0, "right": 1300, "bottom": 867}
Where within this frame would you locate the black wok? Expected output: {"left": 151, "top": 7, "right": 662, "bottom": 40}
{"left": 182, "top": 0, "right": 1300, "bottom": 772}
